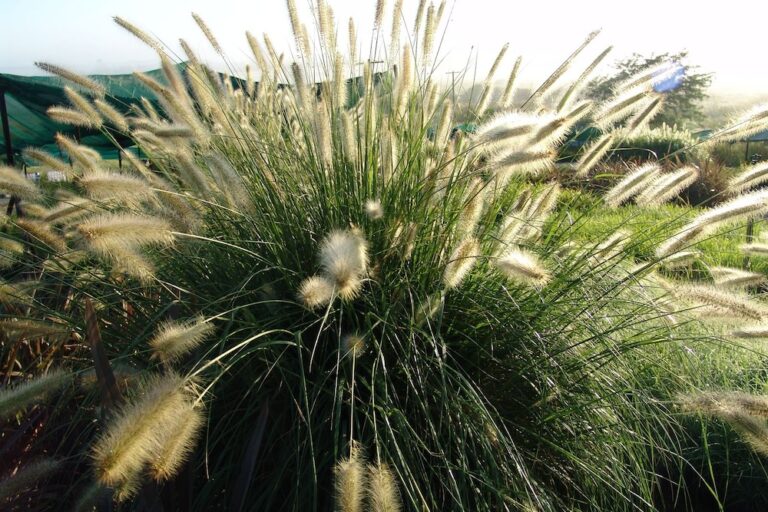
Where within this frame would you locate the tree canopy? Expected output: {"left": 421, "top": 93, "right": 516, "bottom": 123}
{"left": 586, "top": 51, "right": 712, "bottom": 129}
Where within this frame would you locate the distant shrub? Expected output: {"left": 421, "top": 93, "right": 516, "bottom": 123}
{"left": 612, "top": 124, "right": 702, "bottom": 163}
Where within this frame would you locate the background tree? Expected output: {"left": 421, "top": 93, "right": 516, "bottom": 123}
{"left": 586, "top": 51, "right": 712, "bottom": 129}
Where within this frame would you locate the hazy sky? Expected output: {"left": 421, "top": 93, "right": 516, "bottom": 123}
{"left": 1, "top": 0, "right": 767, "bottom": 95}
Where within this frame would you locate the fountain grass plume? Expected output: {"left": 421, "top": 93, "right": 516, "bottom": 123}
{"left": 34, "top": 62, "right": 105, "bottom": 96}
{"left": 634, "top": 166, "right": 699, "bottom": 206}
{"left": 710, "top": 266, "right": 767, "bottom": 289}
{"left": 0, "top": 370, "right": 70, "bottom": 419}
{"left": 728, "top": 161, "right": 768, "bottom": 194}
{"left": 0, "top": 166, "right": 41, "bottom": 201}
{"left": 367, "top": 463, "right": 401, "bottom": 512}
{"left": 0, "top": 458, "right": 63, "bottom": 502}
{"left": 148, "top": 402, "right": 205, "bottom": 481}
{"left": 335, "top": 448, "right": 366, "bottom": 512}
{"left": 149, "top": 317, "right": 215, "bottom": 363}
{"left": 672, "top": 283, "right": 768, "bottom": 321}
{"left": 443, "top": 237, "right": 481, "bottom": 289}
{"left": 90, "top": 373, "right": 190, "bottom": 489}
{"left": 495, "top": 247, "right": 550, "bottom": 287}
{"left": 604, "top": 162, "right": 661, "bottom": 207}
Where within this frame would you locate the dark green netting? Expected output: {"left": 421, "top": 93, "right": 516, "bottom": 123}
{"left": 0, "top": 66, "right": 178, "bottom": 163}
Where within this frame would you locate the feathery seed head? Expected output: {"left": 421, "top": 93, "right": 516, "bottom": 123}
{"left": 148, "top": 402, "right": 205, "bottom": 481}
{"left": 495, "top": 247, "right": 550, "bottom": 287}
{"left": 0, "top": 369, "right": 71, "bottom": 419}
{"left": 35, "top": 62, "right": 105, "bottom": 96}
{"left": 604, "top": 163, "right": 661, "bottom": 207}
{"left": 443, "top": 237, "right": 481, "bottom": 289}
{"left": 0, "top": 166, "right": 41, "bottom": 201}
{"left": 728, "top": 161, "right": 768, "bottom": 195}
{"left": 710, "top": 266, "right": 767, "bottom": 289}
{"left": 320, "top": 229, "right": 369, "bottom": 294}
{"left": 634, "top": 166, "right": 699, "bottom": 206}
{"left": 91, "top": 373, "right": 190, "bottom": 487}
{"left": 299, "top": 275, "right": 335, "bottom": 309}
{"left": 150, "top": 317, "right": 215, "bottom": 363}
{"left": 365, "top": 199, "right": 384, "bottom": 220}
{"left": 368, "top": 463, "right": 401, "bottom": 512}
{"left": 334, "top": 449, "right": 366, "bottom": 512}
{"left": 342, "top": 333, "right": 366, "bottom": 358}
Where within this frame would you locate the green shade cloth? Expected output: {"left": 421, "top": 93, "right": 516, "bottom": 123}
{"left": 0, "top": 66, "right": 176, "bottom": 163}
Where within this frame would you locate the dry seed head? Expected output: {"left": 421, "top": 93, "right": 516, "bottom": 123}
{"left": 342, "top": 333, "right": 366, "bottom": 358}
{"left": 443, "top": 237, "right": 481, "bottom": 289}
{"left": 0, "top": 369, "right": 70, "bottom": 419}
{"left": 741, "top": 243, "right": 768, "bottom": 256}
{"left": 348, "top": 18, "right": 358, "bottom": 63}
{"left": 0, "top": 166, "right": 41, "bottom": 201}
{"left": 576, "top": 133, "right": 615, "bottom": 177}
{"left": 148, "top": 402, "right": 204, "bottom": 481}
{"left": 659, "top": 249, "right": 699, "bottom": 269}
{"left": 493, "top": 150, "right": 554, "bottom": 180}
{"left": 299, "top": 275, "right": 335, "bottom": 309}
{"left": 422, "top": 3, "right": 436, "bottom": 61}
{"left": 191, "top": 13, "right": 221, "bottom": 54}
{"left": 688, "top": 189, "right": 768, "bottom": 235}
{"left": 63, "top": 86, "right": 102, "bottom": 126}
{"left": 94, "top": 99, "right": 129, "bottom": 131}
{"left": 77, "top": 214, "right": 174, "bottom": 256}
{"left": 0, "top": 458, "right": 63, "bottom": 501}
{"left": 14, "top": 219, "right": 67, "bottom": 252}
{"left": 390, "top": 0, "right": 404, "bottom": 49}
{"left": 374, "top": 0, "right": 386, "bottom": 28}
{"left": 320, "top": 230, "right": 368, "bottom": 299}
{"left": 457, "top": 178, "right": 486, "bottom": 238}
{"left": 54, "top": 133, "right": 101, "bottom": 171}
{"left": 673, "top": 283, "right": 768, "bottom": 321}
{"left": 525, "top": 30, "right": 600, "bottom": 108}
{"left": 556, "top": 46, "right": 613, "bottom": 112}
{"left": 732, "top": 324, "right": 768, "bottom": 338}
{"left": 22, "top": 148, "right": 70, "bottom": 174}
{"left": 150, "top": 317, "right": 215, "bottom": 363}
{"left": 499, "top": 56, "right": 522, "bottom": 109}
{"left": 495, "top": 248, "right": 550, "bottom": 287}
{"left": 710, "top": 266, "right": 767, "bottom": 289}
{"left": 367, "top": 463, "right": 401, "bottom": 512}
{"left": 0, "top": 319, "right": 69, "bottom": 340}
{"left": 604, "top": 162, "right": 661, "bottom": 207}
{"left": 334, "top": 450, "right": 366, "bottom": 512}
{"left": 728, "top": 161, "right": 768, "bottom": 195}
{"left": 365, "top": 199, "right": 384, "bottom": 220}
{"left": 0, "top": 279, "right": 35, "bottom": 306}
{"left": 625, "top": 95, "right": 665, "bottom": 134}
{"left": 113, "top": 16, "right": 160, "bottom": 50}
{"left": 47, "top": 106, "right": 100, "bottom": 128}
{"left": 35, "top": 62, "right": 105, "bottom": 96}
{"left": 79, "top": 170, "right": 152, "bottom": 203}
{"left": 634, "top": 166, "right": 699, "bottom": 206}
{"left": 91, "top": 374, "right": 190, "bottom": 487}
{"left": 595, "top": 86, "right": 651, "bottom": 129}
{"left": 474, "top": 111, "right": 543, "bottom": 151}
{"left": 106, "top": 244, "right": 157, "bottom": 283}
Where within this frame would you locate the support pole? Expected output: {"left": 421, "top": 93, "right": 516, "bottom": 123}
{"left": 0, "top": 89, "right": 13, "bottom": 165}
{"left": 0, "top": 89, "right": 22, "bottom": 216}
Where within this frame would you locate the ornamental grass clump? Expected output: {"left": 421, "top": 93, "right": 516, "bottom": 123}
{"left": 4, "top": 1, "right": 768, "bottom": 510}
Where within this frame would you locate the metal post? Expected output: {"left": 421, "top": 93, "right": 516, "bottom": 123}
{"left": 0, "top": 89, "right": 22, "bottom": 216}
{"left": 745, "top": 140, "right": 751, "bottom": 163}
{"left": 0, "top": 89, "right": 13, "bottom": 165}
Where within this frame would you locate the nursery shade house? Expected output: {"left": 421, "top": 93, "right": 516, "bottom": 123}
{"left": 0, "top": 66, "right": 176, "bottom": 164}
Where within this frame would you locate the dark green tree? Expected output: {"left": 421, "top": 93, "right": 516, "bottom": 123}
{"left": 586, "top": 51, "right": 712, "bottom": 129}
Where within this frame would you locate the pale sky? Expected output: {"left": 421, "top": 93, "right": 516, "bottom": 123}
{"left": 1, "top": 0, "right": 767, "bottom": 95}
